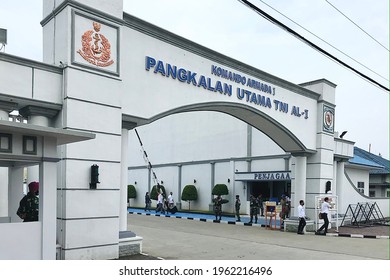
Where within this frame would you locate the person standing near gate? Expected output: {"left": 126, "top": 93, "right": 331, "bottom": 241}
{"left": 258, "top": 193, "right": 264, "bottom": 216}
{"left": 17, "top": 181, "right": 39, "bottom": 222}
{"left": 213, "top": 195, "right": 222, "bottom": 221}
{"left": 249, "top": 194, "right": 258, "bottom": 223}
{"left": 235, "top": 195, "right": 241, "bottom": 222}
{"left": 316, "top": 197, "right": 331, "bottom": 235}
{"left": 156, "top": 189, "right": 164, "bottom": 213}
{"left": 144, "top": 192, "right": 151, "bottom": 212}
{"left": 168, "top": 192, "right": 174, "bottom": 209}
{"left": 297, "top": 200, "right": 306, "bottom": 234}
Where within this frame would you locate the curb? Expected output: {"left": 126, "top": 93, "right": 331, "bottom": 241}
{"left": 128, "top": 211, "right": 389, "bottom": 239}
{"left": 324, "top": 232, "right": 389, "bottom": 239}
{"left": 129, "top": 211, "right": 265, "bottom": 227}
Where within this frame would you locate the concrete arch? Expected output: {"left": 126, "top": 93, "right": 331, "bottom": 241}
{"left": 139, "top": 101, "right": 314, "bottom": 154}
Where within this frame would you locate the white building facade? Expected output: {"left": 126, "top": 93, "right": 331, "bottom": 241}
{"left": 0, "top": 0, "right": 388, "bottom": 260}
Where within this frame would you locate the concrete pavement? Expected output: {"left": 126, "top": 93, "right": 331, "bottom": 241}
{"left": 127, "top": 213, "right": 389, "bottom": 260}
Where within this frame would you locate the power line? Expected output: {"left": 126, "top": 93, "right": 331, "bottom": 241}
{"left": 258, "top": 0, "right": 388, "bottom": 82}
{"left": 325, "top": 0, "right": 389, "bottom": 52}
{"left": 237, "top": 0, "right": 389, "bottom": 92}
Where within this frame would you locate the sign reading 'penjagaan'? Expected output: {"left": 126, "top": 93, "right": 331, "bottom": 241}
{"left": 235, "top": 172, "right": 291, "bottom": 181}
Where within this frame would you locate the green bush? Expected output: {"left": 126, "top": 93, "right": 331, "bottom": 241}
{"left": 127, "top": 185, "right": 136, "bottom": 207}
{"left": 212, "top": 184, "right": 229, "bottom": 205}
{"left": 150, "top": 184, "right": 166, "bottom": 200}
{"left": 212, "top": 184, "right": 229, "bottom": 196}
{"left": 127, "top": 185, "right": 137, "bottom": 200}
{"left": 182, "top": 185, "right": 198, "bottom": 210}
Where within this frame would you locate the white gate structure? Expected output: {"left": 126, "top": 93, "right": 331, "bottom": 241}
{"left": 0, "top": 0, "right": 388, "bottom": 260}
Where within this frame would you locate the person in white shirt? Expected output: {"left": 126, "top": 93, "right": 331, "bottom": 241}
{"left": 297, "top": 200, "right": 306, "bottom": 234}
{"left": 316, "top": 197, "right": 331, "bottom": 235}
{"left": 156, "top": 189, "right": 165, "bottom": 214}
{"left": 168, "top": 192, "right": 174, "bottom": 209}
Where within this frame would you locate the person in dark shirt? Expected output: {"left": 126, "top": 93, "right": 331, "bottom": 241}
{"left": 17, "top": 181, "right": 39, "bottom": 222}
{"left": 144, "top": 192, "right": 151, "bottom": 212}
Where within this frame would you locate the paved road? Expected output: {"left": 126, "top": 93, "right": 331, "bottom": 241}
{"left": 127, "top": 214, "right": 389, "bottom": 260}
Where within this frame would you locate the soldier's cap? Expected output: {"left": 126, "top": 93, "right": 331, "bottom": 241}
{"left": 28, "top": 181, "right": 39, "bottom": 193}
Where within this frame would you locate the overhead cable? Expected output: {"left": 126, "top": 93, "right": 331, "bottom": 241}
{"left": 238, "top": 0, "right": 389, "bottom": 92}
{"left": 325, "top": 0, "right": 389, "bottom": 52}
{"left": 258, "top": 0, "right": 388, "bottom": 82}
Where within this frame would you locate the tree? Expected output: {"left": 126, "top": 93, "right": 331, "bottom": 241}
{"left": 181, "top": 185, "right": 198, "bottom": 211}
{"left": 212, "top": 184, "right": 229, "bottom": 196}
{"left": 212, "top": 184, "right": 229, "bottom": 205}
{"left": 127, "top": 185, "right": 136, "bottom": 206}
{"left": 150, "top": 184, "right": 166, "bottom": 200}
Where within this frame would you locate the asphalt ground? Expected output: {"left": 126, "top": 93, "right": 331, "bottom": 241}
{"left": 126, "top": 210, "right": 390, "bottom": 260}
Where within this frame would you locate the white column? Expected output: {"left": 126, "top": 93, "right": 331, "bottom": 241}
{"left": 0, "top": 168, "right": 8, "bottom": 217}
{"left": 0, "top": 109, "right": 10, "bottom": 213}
{"left": 119, "top": 129, "right": 129, "bottom": 231}
{"left": 336, "top": 161, "right": 345, "bottom": 213}
{"left": 8, "top": 167, "right": 25, "bottom": 223}
{"left": 40, "top": 161, "right": 57, "bottom": 260}
{"left": 30, "top": 115, "right": 50, "bottom": 127}
{"left": 0, "top": 109, "right": 8, "bottom": 120}
{"left": 230, "top": 160, "right": 235, "bottom": 213}
{"left": 333, "top": 160, "right": 338, "bottom": 195}
{"left": 293, "top": 156, "right": 307, "bottom": 216}
{"left": 27, "top": 116, "right": 50, "bottom": 186}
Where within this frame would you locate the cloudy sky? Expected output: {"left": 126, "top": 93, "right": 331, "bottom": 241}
{"left": 1, "top": 0, "right": 389, "bottom": 158}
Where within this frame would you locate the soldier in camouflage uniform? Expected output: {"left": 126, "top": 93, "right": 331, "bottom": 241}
{"left": 249, "top": 194, "right": 258, "bottom": 223}
{"left": 213, "top": 195, "right": 222, "bottom": 221}
{"left": 235, "top": 195, "right": 241, "bottom": 222}
{"left": 17, "top": 181, "right": 39, "bottom": 222}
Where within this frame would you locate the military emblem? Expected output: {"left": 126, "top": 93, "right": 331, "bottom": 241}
{"left": 323, "top": 105, "right": 334, "bottom": 133}
{"left": 77, "top": 22, "right": 114, "bottom": 67}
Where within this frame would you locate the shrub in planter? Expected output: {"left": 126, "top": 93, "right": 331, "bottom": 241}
{"left": 150, "top": 184, "right": 166, "bottom": 200}
{"left": 181, "top": 185, "right": 198, "bottom": 211}
{"left": 127, "top": 185, "right": 136, "bottom": 206}
{"left": 212, "top": 184, "right": 229, "bottom": 213}
{"left": 212, "top": 184, "right": 229, "bottom": 196}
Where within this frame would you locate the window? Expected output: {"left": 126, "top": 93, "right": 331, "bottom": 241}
{"left": 0, "top": 133, "right": 12, "bottom": 153}
{"left": 357, "top": 182, "right": 364, "bottom": 194}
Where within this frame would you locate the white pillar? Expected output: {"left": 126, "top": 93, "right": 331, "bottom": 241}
{"left": 0, "top": 109, "right": 8, "bottom": 120}
{"left": 293, "top": 156, "right": 307, "bottom": 216}
{"left": 8, "top": 167, "right": 25, "bottom": 223}
{"left": 27, "top": 115, "right": 50, "bottom": 186}
{"left": 119, "top": 129, "right": 129, "bottom": 231}
{"left": 39, "top": 161, "right": 57, "bottom": 260}
{"left": 336, "top": 161, "right": 345, "bottom": 213}
{"left": 333, "top": 160, "right": 338, "bottom": 195}
{"left": 230, "top": 160, "right": 235, "bottom": 213}
{"left": 0, "top": 168, "right": 8, "bottom": 217}
{"left": 29, "top": 115, "right": 50, "bottom": 127}
{"left": 0, "top": 109, "right": 9, "bottom": 215}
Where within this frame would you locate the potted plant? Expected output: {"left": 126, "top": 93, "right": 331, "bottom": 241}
{"left": 212, "top": 183, "right": 229, "bottom": 204}
{"left": 127, "top": 184, "right": 136, "bottom": 207}
{"left": 211, "top": 184, "right": 229, "bottom": 214}
{"left": 181, "top": 184, "right": 198, "bottom": 211}
{"left": 150, "top": 184, "right": 166, "bottom": 200}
